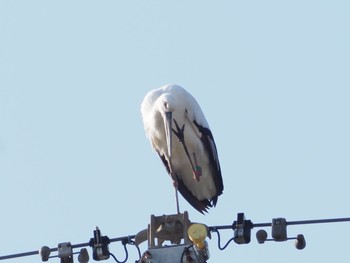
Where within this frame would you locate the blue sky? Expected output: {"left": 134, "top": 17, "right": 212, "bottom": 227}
{"left": 1, "top": 1, "right": 350, "bottom": 262}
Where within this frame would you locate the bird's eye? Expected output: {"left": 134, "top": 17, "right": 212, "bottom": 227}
{"left": 163, "top": 101, "right": 168, "bottom": 108}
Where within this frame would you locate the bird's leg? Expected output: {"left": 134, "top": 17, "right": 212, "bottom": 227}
{"left": 192, "top": 152, "right": 202, "bottom": 181}
{"left": 169, "top": 158, "right": 180, "bottom": 214}
{"left": 172, "top": 119, "right": 199, "bottom": 181}
{"left": 173, "top": 180, "right": 180, "bottom": 214}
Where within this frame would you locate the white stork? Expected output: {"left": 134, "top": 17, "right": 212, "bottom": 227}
{"left": 141, "top": 84, "right": 223, "bottom": 214}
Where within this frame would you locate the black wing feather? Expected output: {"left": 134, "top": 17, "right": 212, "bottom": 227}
{"left": 156, "top": 118, "right": 224, "bottom": 213}
{"left": 157, "top": 152, "right": 213, "bottom": 214}
{"left": 193, "top": 120, "right": 224, "bottom": 206}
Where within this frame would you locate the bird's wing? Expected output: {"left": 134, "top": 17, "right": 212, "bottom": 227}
{"left": 180, "top": 89, "right": 223, "bottom": 208}
{"left": 177, "top": 178, "right": 212, "bottom": 214}
{"left": 184, "top": 97, "right": 223, "bottom": 201}
{"left": 192, "top": 120, "right": 224, "bottom": 206}
{"left": 156, "top": 151, "right": 212, "bottom": 214}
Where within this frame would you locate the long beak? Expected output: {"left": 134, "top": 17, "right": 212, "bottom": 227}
{"left": 165, "top": 112, "right": 173, "bottom": 159}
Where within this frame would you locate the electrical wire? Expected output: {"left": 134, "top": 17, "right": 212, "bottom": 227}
{"left": 211, "top": 229, "right": 235, "bottom": 250}
{"left": 109, "top": 243, "right": 128, "bottom": 263}
{"left": 180, "top": 245, "right": 193, "bottom": 263}
{"left": 128, "top": 240, "right": 142, "bottom": 259}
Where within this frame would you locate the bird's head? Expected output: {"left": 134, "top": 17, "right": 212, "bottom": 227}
{"left": 157, "top": 93, "right": 175, "bottom": 159}
{"left": 158, "top": 93, "right": 175, "bottom": 113}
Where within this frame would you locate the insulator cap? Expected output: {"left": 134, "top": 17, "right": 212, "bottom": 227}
{"left": 39, "top": 246, "right": 51, "bottom": 262}
{"left": 295, "top": 234, "right": 306, "bottom": 250}
{"left": 256, "top": 230, "right": 268, "bottom": 244}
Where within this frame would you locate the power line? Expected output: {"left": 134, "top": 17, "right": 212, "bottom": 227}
{"left": 208, "top": 216, "right": 350, "bottom": 230}
{"left": 0, "top": 235, "right": 136, "bottom": 261}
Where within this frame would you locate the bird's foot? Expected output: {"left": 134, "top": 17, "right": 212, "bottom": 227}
{"left": 172, "top": 119, "right": 185, "bottom": 143}
{"left": 193, "top": 165, "right": 202, "bottom": 181}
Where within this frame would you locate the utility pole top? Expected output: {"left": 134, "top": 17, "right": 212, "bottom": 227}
{"left": 135, "top": 211, "right": 210, "bottom": 263}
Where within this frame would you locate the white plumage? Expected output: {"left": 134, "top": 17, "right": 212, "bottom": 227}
{"left": 141, "top": 84, "right": 223, "bottom": 213}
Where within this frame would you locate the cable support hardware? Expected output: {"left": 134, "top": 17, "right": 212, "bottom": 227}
{"left": 0, "top": 213, "right": 349, "bottom": 262}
